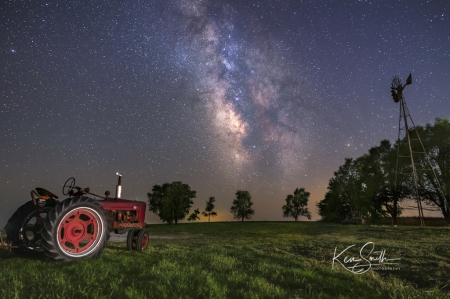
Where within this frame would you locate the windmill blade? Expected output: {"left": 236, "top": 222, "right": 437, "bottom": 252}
{"left": 391, "top": 86, "right": 399, "bottom": 103}
{"left": 391, "top": 90, "right": 396, "bottom": 98}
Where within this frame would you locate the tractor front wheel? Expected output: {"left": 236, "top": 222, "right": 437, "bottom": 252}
{"left": 42, "top": 197, "right": 110, "bottom": 261}
{"left": 135, "top": 229, "right": 149, "bottom": 252}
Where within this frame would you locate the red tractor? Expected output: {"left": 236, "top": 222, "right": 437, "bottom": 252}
{"left": 1, "top": 174, "right": 149, "bottom": 261}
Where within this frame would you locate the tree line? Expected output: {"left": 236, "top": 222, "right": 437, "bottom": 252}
{"left": 147, "top": 184, "right": 312, "bottom": 224}
{"left": 317, "top": 118, "right": 450, "bottom": 225}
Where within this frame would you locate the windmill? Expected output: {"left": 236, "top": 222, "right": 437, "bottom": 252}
{"left": 391, "top": 73, "right": 446, "bottom": 227}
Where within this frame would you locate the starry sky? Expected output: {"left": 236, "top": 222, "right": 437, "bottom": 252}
{"left": 1, "top": 0, "right": 449, "bottom": 225}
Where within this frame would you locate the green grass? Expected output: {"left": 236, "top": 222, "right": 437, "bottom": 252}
{"left": 1, "top": 222, "right": 449, "bottom": 298}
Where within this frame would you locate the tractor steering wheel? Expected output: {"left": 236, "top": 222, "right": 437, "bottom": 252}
{"left": 62, "top": 177, "right": 76, "bottom": 196}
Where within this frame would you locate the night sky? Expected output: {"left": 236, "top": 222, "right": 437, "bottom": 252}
{"left": 1, "top": 0, "right": 449, "bottom": 225}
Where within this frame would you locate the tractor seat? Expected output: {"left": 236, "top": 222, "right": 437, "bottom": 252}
{"left": 35, "top": 188, "right": 59, "bottom": 199}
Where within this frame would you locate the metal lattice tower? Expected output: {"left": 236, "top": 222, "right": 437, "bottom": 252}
{"left": 391, "top": 73, "right": 447, "bottom": 227}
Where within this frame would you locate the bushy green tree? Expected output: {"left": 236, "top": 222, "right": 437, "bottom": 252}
{"left": 317, "top": 158, "right": 360, "bottom": 222}
{"left": 318, "top": 118, "right": 450, "bottom": 225}
{"left": 230, "top": 190, "right": 255, "bottom": 222}
{"left": 147, "top": 181, "right": 196, "bottom": 225}
{"left": 317, "top": 143, "right": 408, "bottom": 223}
{"left": 365, "top": 139, "right": 410, "bottom": 225}
{"left": 187, "top": 208, "right": 201, "bottom": 222}
{"left": 282, "top": 188, "right": 311, "bottom": 221}
{"left": 410, "top": 118, "right": 450, "bottom": 224}
{"left": 202, "top": 197, "right": 217, "bottom": 222}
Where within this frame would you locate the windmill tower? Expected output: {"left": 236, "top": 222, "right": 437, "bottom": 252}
{"left": 391, "top": 73, "right": 447, "bottom": 227}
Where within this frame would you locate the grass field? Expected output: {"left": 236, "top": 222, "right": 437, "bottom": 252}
{"left": 1, "top": 222, "right": 449, "bottom": 299}
{"left": 366, "top": 217, "right": 448, "bottom": 226}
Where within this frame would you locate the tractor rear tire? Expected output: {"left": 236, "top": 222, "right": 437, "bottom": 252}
{"left": 41, "top": 196, "right": 111, "bottom": 262}
{"left": 4, "top": 199, "right": 58, "bottom": 257}
{"left": 135, "top": 229, "right": 149, "bottom": 252}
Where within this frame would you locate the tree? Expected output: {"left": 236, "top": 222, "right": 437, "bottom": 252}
{"left": 317, "top": 139, "right": 415, "bottom": 224}
{"left": 230, "top": 190, "right": 255, "bottom": 221}
{"left": 317, "top": 155, "right": 392, "bottom": 223}
{"left": 187, "top": 208, "right": 201, "bottom": 222}
{"left": 365, "top": 139, "right": 410, "bottom": 225}
{"left": 202, "top": 197, "right": 217, "bottom": 222}
{"left": 410, "top": 118, "right": 450, "bottom": 225}
{"left": 282, "top": 188, "right": 312, "bottom": 221}
{"left": 147, "top": 181, "right": 196, "bottom": 225}
{"left": 317, "top": 158, "right": 361, "bottom": 222}
{"left": 317, "top": 119, "right": 450, "bottom": 225}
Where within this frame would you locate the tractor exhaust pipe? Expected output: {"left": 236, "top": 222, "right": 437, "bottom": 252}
{"left": 115, "top": 172, "right": 122, "bottom": 200}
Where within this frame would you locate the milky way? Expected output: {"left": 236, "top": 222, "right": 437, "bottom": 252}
{"left": 174, "top": 0, "right": 316, "bottom": 182}
{"left": 1, "top": 0, "right": 449, "bottom": 224}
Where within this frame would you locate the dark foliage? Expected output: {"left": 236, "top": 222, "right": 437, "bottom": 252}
{"left": 230, "top": 190, "right": 255, "bottom": 222}
{"left": 282, "top": 188, "right": 311, "bottom": 221}
{"left": 187, "top": 208, "right": 201, "bottom": 222}
{"left": 202, "top": 197, "right": 217, "bottom": 222}
{"left": 317, "top": 118, "right": 450, "bottom": 225}
{"left": 148, "top": 181, "right": 196, "bottom": 225}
